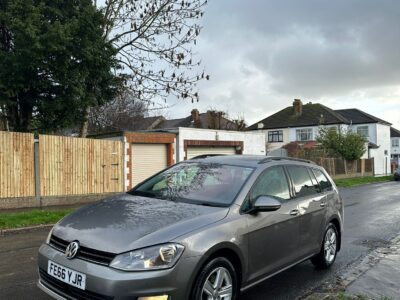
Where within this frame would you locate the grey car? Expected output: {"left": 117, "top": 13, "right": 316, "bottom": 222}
{"left": 37, "top": 155, "right": 343, "bottom": 300}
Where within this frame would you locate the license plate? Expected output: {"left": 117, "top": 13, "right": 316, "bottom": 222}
{"left": 47, "top": 260, "right": 86, "bottom": 290}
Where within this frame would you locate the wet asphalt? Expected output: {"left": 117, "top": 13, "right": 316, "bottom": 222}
{"left": 0, "top": 181, "right": 399, "bottom": 300}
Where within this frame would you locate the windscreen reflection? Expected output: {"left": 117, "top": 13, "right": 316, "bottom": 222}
{"left": 129, "top": 162, "right": 254, "bottom": 206}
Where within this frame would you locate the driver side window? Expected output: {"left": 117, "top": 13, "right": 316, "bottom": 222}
{"left": 249, "top": 166, "right": 291, "bottom": 206}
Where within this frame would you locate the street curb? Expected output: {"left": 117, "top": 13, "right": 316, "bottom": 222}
{"left": 0, "top": 224, "right": 54, "bottom": 236}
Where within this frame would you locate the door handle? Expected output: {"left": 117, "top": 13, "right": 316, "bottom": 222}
{"left": 320, "top": 202, "right": 326, "bottom": 208}
{"left": 289, "top": 209, "right": 299, "bottom": 216}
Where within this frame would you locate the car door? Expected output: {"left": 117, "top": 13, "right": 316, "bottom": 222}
{"left": 286, "top": 165, "right": 326, "bottom": 257}
{"left": 245, "top": 166, "right": 301, "bottom": 282}
{"left": 310, "top": 168, "right": 335, "bottom": 249}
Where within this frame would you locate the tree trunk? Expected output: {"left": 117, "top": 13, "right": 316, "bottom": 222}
{"left": 79, "top": 107, "right": 90, "bottom": 137}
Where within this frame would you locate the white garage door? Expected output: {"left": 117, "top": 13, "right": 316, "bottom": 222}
{"left": 186, "top": 146, "right": 236, "bottom": 160}
{"left": 131, "top": 144, "right": 168, "bottom": 186}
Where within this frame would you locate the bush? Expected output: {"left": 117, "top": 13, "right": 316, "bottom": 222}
{"left": 317, "top": 127, "right": 367, "bottom": 161}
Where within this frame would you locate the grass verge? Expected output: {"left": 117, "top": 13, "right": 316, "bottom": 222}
{"left": 0, "top": 209, "right": 74, "bottom": 230}
{"left": 334, "top": 175, "right": 394, "bottom": 188}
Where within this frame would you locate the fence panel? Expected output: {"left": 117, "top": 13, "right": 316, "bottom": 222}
{"left": 39, "top": 135, "right": 123, "bottom": 196}
{"left": 0, "top": 131, "right": 35, "bottom": 198}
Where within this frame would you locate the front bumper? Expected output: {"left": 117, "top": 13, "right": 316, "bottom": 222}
{"left": 37, "top": 244, "right": 200, "bottom": 300}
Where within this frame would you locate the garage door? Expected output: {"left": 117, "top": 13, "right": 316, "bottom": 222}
{"left": 186, "top": 146, "right": 236, "bottom": 160}
{"left": 131, "top": 144, "right": 168, "bottom": 186}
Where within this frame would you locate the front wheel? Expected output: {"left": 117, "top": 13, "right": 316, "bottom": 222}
{"left": 310, "top": 223, "right": 338, "bottom": 269}
{"left": 191, "top": 257, "right": 238, "bottom": 300}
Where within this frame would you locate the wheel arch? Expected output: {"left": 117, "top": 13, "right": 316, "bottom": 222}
{"left": 187, "top": 242, "right": 245, "bottom": 299}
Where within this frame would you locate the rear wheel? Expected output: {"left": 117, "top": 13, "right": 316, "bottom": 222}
{"left": 192, "top": 257, "right": 238, "bottom": 300}
{"left": 311, "top": 223, "right": 338, "bottom": 269}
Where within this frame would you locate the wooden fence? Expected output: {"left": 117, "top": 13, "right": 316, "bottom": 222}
{"left": 317, "top": 157, "right": 374, "bottom": 179}
{"left": 0, "top": 131, "right": 124, "bottom": 200}
{"left": 0, "top": 132, "right": 35, "bottom": 198}
{"left": 39, "top": 135, "right": 124, "bottom": 196}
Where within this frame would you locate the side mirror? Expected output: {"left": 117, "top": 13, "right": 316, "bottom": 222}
{"left": 249, "top": 196, "right": 281, "bottom": 214}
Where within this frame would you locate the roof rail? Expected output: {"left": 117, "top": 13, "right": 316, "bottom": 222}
{"left": 190, "top": 154, "right": 226, "bottom": 160}
{"left": 258, "top": 156, "right": 316, "bottom": 165}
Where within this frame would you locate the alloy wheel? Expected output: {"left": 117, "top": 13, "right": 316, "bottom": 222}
{"left": 201, "top": 266, "right": 233, "bottom": 300}
{"left": 324, "top": 227, "right": 337, "bottom": 263}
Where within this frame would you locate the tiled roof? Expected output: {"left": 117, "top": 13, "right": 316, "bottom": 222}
{"left": 334, "top": 109, "right": 391, "bottom": 126}
{"left": 248, "top": 103, "right": 392, "bottom": 130}
{"left": 247, "top": 103, "right": 349, "bottom": 130}
{"left": 391, "top": 127, "right": 400, "bottom": 138}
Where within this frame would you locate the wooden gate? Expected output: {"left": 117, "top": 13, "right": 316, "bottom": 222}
{"left": 39, "top": 135, "right": 123, "bottom": 196}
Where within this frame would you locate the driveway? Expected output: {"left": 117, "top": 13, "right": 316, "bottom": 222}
{"left": 1, "top": 181, "right": 399, "bottom": 300}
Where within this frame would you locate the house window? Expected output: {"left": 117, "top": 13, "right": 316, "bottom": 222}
{"left": 357, "top": 126, "right": 369, "bottom": 137}
{"left": 393, "top": 139, "right": 399, "bottom": 147}
{"left": 326, "top": 126, "right": 337, "bottom": 132}
{"left": 296, "top": 128, "right": 313, "bottom": 141}
{"left": 268, "top": 130, "right": 283, "bottom": 143}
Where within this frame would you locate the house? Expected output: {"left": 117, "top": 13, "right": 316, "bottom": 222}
{"left": 391, "top": 127, "right": 400, "bottom": 165}
{"left": 248, "top": 99, "right": 392, "bottom": 175}
{"left": 135, "top": 109, "right": 245, "bottom": 131}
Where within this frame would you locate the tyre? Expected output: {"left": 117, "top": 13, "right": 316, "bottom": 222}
{"left": 191, "top": 257, "right": 238, "bottom": 300}
{"left": 311, "top": 223, "right": 339, "bottom": 269}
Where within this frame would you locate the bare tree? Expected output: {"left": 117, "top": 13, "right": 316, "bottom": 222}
{"left": 80, "top": 0, "right": 209, "bottom": 136}
{"left": 88, "top": 90, "right": 154, "bottom": 133}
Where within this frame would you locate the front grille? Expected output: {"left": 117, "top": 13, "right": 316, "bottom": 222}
{"left": 49, "top": 235, "right": 116, "bottom": 266}
{"left": 39, "top": 268, "right": 113, "bottom": 300}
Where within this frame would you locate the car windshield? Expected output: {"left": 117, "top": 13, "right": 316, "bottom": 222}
{"left": 128, "top": 162, "right": 254, "bottom": 206}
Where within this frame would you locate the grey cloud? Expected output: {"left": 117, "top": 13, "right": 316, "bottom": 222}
{"left": 169, "top": 0, "right": 400, "bottom": 127}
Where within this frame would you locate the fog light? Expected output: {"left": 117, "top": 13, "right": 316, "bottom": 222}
{"left": 138, "top": 296, "right": 169, "bottom": 300}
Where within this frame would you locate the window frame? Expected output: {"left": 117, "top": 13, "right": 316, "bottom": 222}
{"left": 240, "top": 165, "right": 293, "bottom": 213}
{"left": 356, "top": 125, "right": 369, "bottom": 138}
{"left": 285, "top": 165, "right": 320, "bottom": 198}
{"left": 392, "top": 139, "right": 399, "bottom": 148}
{"left": 311, "top": 168, "right": 333, "bottom": 193}
{"left": 268, "top": 130, "right": 284, "bottom": 143}
{"left": 296, "top": 128, "right": 313, "bottom": 141}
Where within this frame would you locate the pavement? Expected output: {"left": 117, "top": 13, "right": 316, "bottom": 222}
{"left": 345, "top": 235, "right": 400, "bottom": 299}
{"left": 0, "top": 181, "right": 400, "bottom": 300}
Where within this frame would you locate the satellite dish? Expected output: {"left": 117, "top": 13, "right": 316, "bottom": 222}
{"left": 257, "top": 123, "right": 264, "bottom": 129}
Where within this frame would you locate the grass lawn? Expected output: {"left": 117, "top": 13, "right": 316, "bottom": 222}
{"left": 0, "top": 208, "right": 74, "bottom": 230}
{"left": 334, "top": 175, "right": 394, "bottom": 188}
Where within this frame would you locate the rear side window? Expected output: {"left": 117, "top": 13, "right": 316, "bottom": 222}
{"left": 312, "top": 169, "right": 333, "bottom": 192}
{"left": 287, "top": 166, "right": 318, "bottom": 197}
{"left": 249, "top": 166, "right": 291, "bottom": 204}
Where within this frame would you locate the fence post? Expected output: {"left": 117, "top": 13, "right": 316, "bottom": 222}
{"left": 34, "top": 139, "right": 41, "bottom": 207}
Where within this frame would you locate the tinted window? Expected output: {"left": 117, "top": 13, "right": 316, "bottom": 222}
{"left": 129, "top": 162, "right": 254, "bottom": 206}
{"left": 249, "top": 166, "right": 291, "bottom": 204}
{"left": 287, "top": 166, "right": 318, "bottom": 197}
{"left": 313, "top": 169, "right": 333, "bottom": 192}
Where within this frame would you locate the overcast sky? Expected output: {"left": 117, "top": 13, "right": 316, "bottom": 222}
{"left": 167, "top": 0, "right": 400, "bottom": 129}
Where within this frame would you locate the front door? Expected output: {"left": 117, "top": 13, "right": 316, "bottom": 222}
{"left": 245, "top": 166, "right": 301, "bottom": 282}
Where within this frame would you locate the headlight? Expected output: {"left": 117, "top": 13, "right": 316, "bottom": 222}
{"left": 110, "top": 243, "right": 184, "bottom": 271}
{"left": 45, "top": 227, "right": 54, "bottom": 244}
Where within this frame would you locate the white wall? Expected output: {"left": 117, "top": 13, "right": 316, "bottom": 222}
{"left": 348, "top": 123, "right": 377, "bottom": 144}
{"left": 257, "top": 128, "right": 289, "bottom": 152}
{"left": 176, "top": 128, "right": 266, "bottom": 162}
{"left": 369, "top": 124, "right": 391, "bottom": 175}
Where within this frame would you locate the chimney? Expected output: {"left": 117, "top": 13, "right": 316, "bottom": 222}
{"left": 191, "top": 109, "right": 200, "bottom": 127}
{"left": 293, "top": 99, "right": 303, "bottom": 116}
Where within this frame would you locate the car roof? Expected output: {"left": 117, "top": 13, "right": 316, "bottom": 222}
{"left": 187, "top": 155, "right": 316, "bottom": 168}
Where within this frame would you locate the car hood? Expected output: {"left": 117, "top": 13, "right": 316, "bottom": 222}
{"left": 52, "top": 194, "right": 229, "bottom": 253}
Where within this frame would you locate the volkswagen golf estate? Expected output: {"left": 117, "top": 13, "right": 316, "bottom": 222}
{"left": 37, "top": 155, "right": 343, "bottom": 300}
